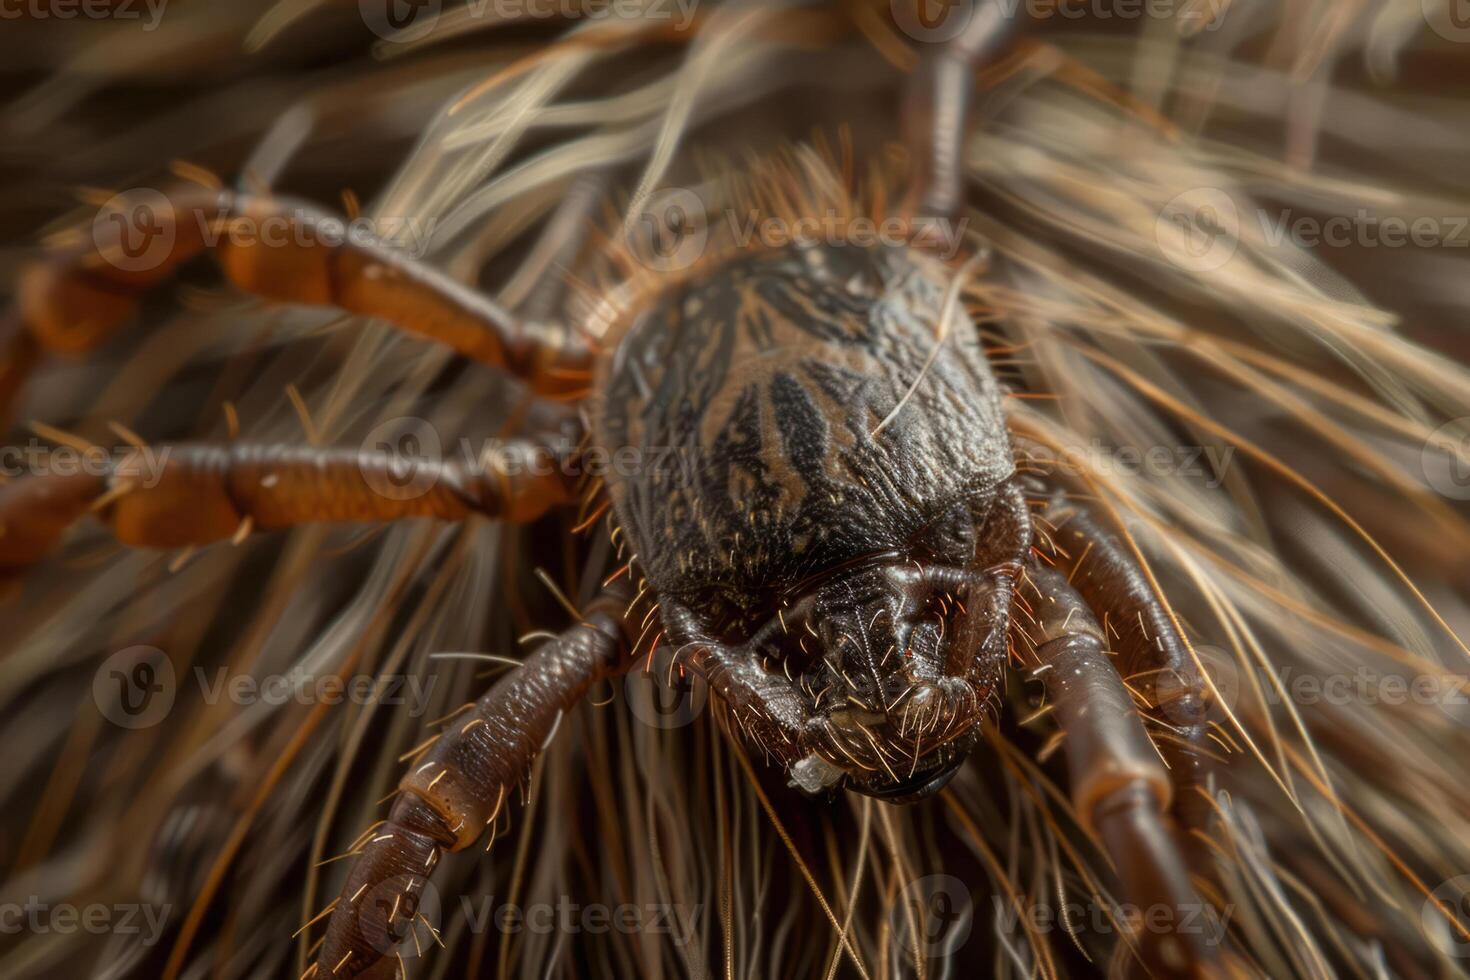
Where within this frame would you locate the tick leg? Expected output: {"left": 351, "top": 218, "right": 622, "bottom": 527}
{"left": 309, "top": 589, "right": 631, "bottom": 979}
{"left": 0, "top": 439, "right": 573, "bottom": 571}
{"left": 1025, "top": 564, "right": 1219, "bottom": 978}
{"left": 1036, "top": 493, "right": 1217, "bottom": 854}
{"left": 901, "top": 0, "right": 1022, "bottom": 218}
{"left": 5, "top": 186, "right": 590, "bottom": 424}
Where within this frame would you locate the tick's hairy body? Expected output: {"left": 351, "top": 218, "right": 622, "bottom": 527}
{"left": 598, "top": 241, "right": 1024, "bottom": 800}
{"left": 0, "top": 161, "right": 1217, "bottom": 978}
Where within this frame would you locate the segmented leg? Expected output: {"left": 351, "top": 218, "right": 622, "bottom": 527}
{"left": 901, "top": 0, "right": 1021, "bottom": 217}
{"left": 1024, "top": 564, "right": 1218, "bottom": 978}
{"left": 308, "top": 588, "right": 632, "bottom": 979}
{"left": 5, "top": 185, "right": 590, "bottom": 424}
{"left": 1036, "top": 492, "right": 1217, "bottom": 853}
{"left": 0, "top": 439, "right": 573, "bottom": 570}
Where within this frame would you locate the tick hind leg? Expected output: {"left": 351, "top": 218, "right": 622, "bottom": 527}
{"left": 0, "top": 438, "right": 574, "bottom": 572}
{"left": 1023, "top": 564, "right": 1220, "bottom": 978}
{"left": 3, "top": 185, "right": 591, "bottom": 425}
{"left": 305, "top": 588, "right": 632, "bottom": 980}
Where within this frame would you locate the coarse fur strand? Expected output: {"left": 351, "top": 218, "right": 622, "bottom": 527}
{"left": 0, "top": 2, "right": 1468, "bottom": 979}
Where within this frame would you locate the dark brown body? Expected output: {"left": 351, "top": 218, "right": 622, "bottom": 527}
{"left": 595, "top": 241, "right": 1026, "bottom": 799}
{"left": 596, "top": 242, "right": 1014, "bottom": 600}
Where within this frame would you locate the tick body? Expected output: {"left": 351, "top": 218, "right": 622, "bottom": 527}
{"left": 597, "top": 240, "right": 1021, "bottom": 800}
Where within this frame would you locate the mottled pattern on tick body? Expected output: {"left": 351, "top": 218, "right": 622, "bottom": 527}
{"left": 595, "top": 241, "right": 1012, "bottom": 611}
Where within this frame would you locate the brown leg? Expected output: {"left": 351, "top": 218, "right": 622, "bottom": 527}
{"left": 1036, "top": 493, "right": 1217, "bottom": 855}
{"left": 901, "top": 0, "right": 1022, "bottom": 218}
{"left": 306, "top": 588, "right": 631, "bottom": 979}
{"left": 0, "top": 439, "right": 574, "bottom": 571}
{"left": 1025, "top": 564, "right": 1219, "bottom": 978}
{"left": 6, "top": 186, "right": 590, "bottom": 424}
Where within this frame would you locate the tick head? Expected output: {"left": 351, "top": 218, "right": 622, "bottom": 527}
{"left": 673, "top": 558, "right": 1010, "bottom": 803}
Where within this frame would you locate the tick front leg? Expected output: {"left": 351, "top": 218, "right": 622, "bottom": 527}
{"left": 5, "top": 186, "right": 589, "bottom": 425}
{"left": 901, "top": 0, "right": 1023, "bottom": 218}
{"left": 307, "top": 590, "right": 631, "bottom": 979}
{"left": 1025, "top": 564, "right": 1219, "bottom": 978}
{"left": 0, "top": 439, "right": 574, "bottom": 571}
{"left": 1036, "top": 492, "right": 1217, "bottom": 856}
